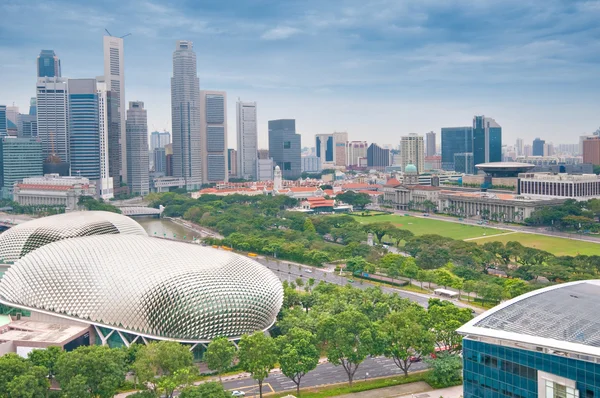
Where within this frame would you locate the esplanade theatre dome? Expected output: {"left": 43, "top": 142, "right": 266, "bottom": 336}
{"left": 0, "top": 211, "right": 147, "bottom": 263}
{"left": 0, "top": 235, "right": 284, "bottom": 342}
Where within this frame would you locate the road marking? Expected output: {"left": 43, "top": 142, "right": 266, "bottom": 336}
{"left": 464, "top": 231, "right": 518, "bottom": 241}
{"left": 230, "top": 383, "right": 275, "bottom": 394}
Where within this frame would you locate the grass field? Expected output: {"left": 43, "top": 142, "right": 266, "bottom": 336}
{"left": 474, "top": 232, "right": 600, "bottom": 256}
{"left": 351, "top": 214, "right": 600, "bottom": 256}
{"left": 352, "top": 214, "right": 502, "bottom": 240}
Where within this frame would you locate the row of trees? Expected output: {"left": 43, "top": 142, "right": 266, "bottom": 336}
{"left": 525, "top": 199, "right": 600, "bottom": 231}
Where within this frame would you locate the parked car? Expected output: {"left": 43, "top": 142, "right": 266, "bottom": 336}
{"left": 231, "top": 391, "right": 246, "bottom": 397}
{"left": 409, "top": 355, "right": 422, "bottom": 363}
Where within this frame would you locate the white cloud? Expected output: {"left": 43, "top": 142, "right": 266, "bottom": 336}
{"left": 261, "top": 26, "right": 301, "bottom": 40}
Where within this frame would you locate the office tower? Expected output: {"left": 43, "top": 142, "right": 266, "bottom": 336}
{"left": 126, "top": 101, "right": 149, "bottom": 196}
{"left": 103, "top": 35, "right": 126, "bottom": 183}
{"left": 96, "top": 81, "right": 115, "bottom": 199}
{"left": 426, "top": 131, "right": 436, "bottom": 156}
{"left": 0, "top": 138, "right": 43, "bottom": 199}
{"left": 154, "top": 147, "right": 167, "bottom": 174}
{"left": 523, "top": 144, "right": 532, "bottom": 157}
{"left": 17, "top": 114, "right": 37, "bottom": 138}
{"left": 150, "top": 131, "right": 171, "bottom": 151}
{"left": 315, "top": 134, "right": 334, "bottom": 166}
{"left": 515, "top": 138, "right": 524, "bottom": 156}
{"left": 301, "top": 155, "right": 322, "bottom": 173}
{"left": 454, "top": 153, "right": 474, "bottom": 174}
{"left": 583, "top": 137, "right": 600, "bottom": 165}
{"left": 199, "top": 90, "right": 227, "bottom": 183}
{"left": 367, "top": 143, "right": 390, "bottom": 170}
{"left": 347, "top": 141, "right": 368, "bottom": 166}
{"left": 171, "top": 40, "right": 202, "bottom": 190}
{"left": 228, "top": 148, "right": 237, "bottom": 177}
{"left": 0, "top": 106, "right": 6, "bottom": 137}
{"left": 268, "top": 119, "right": 301, "bottom": 179}
{"left": 441, "top": 127, "right": 472, "bottom": 170}
{"left": 28, "top": 98, "right": 37, "bottom": 116}
{"left": 164, "top": 144, "right": 173, "bottom": 176}
{"left": 257, "top": 158, "right": 274, "bottom": 181}
{"left": 532, "top": 138, "right": 545, "bottom": 156}
{"left": 257, "top": 149, "right": 270, "bottom": 160}
{"left": 37, "top": 50, "right": 61, "bottom": 78}
{"left": 543, "top": 142, "right": 554, "bottom": 157}
{"left": 333, "top": 131, "right": 348, "bottom": 166}
{"left": 400, "top": 133, "right": 425, "bottom": 173}
{"left": 37, "top": 77, "right": 69, "bottom": 164}
{"left": 236, "top": 101, "right": 257, "bottom": 180}
{"left": 472, "top": 115, "right": 502, "bottom": 169}
{"left": 6, "top": 106, "right": 19, "bottom": 125}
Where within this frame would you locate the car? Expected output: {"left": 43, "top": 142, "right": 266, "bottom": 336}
{"left": 347, "top": 279, "right": 355, "bottom": 283}
{"left": 409, "top": 356, "right": 422, "bottom": 363}
{"left": 304, "top": 269, "right": 313, "bottom": 273}
{"left": 231, "top": 391, "right": 246, "bottom": 397}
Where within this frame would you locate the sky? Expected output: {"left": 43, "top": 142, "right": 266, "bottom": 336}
{"left": 1, "top": 0, "right": 600, "bottom": 149}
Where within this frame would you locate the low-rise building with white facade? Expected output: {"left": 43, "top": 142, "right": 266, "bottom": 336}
{"left": 12, "top": 174, "right": 96, "bottom": 211}
{"left": 518, "top": 173, "right": 600, "bottom": 200}
{"left": 301, "top": 155, "right": 322, "bottom": 173}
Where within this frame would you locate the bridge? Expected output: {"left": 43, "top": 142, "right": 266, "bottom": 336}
{"left": 118, "top": 206, "right": 164, "bottom": 218}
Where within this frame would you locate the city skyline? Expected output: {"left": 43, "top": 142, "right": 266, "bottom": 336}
{"left": 2, "top": 0, "right": 600, "bottom": 148}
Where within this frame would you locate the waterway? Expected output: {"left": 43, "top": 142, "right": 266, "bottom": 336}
{"left": 136, "top": 217, "right": 202, "bottom": 241}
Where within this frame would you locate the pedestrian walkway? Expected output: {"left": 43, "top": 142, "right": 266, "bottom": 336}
{"left": 334, "top": 383, "right": 463, "bottom": 398}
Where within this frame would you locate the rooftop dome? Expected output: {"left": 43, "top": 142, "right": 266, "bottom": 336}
{"left": 405, "top": 164, "right": 417, "bottom": 173}
{"left": 0, "top": 235, "right": 284, "bottom": 342}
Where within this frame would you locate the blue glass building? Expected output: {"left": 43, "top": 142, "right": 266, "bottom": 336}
{"left": 473, "top": 115, "right": 502, "bottom": 170}
{"left": 68, "top": 79, "right": 100, "bottom": 180}
{"left": 0, "top": 106, "right": 6, "bottom": 137}
{"left": 459, "top": 280, "right": 600, "bottom": 398}
{"left": 268, "top": 119, "right": 301, "bottom": 179}
{"left": 37, "top": 50, "right": 61, "bottom": 78}
{"left": 316, "top": 134, "right": 334, "bottom": 163}
{"left": 441, "top": 126, "right": 473, "bottom": 171}
{"left": 533, "top": 138, "right": 545, "bottom": 157}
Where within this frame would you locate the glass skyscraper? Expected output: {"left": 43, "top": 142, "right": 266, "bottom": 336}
{"left": 316, "top": 134, "right": 334, "bottom": 163}
{"left": 441, "top": 126, "right": 473, "bottom": 171}
{"left": 268, "top": 119, "right": 301, "bottom": 179}
{"left": 0, "top": 106, "right": 7, "bottom": 137}
{"left": 473, "top": 115, "right": 502, "bottom": 170}
{"left": 200, "top": 91, "right": 228, "bottom": 183}
{"left": 0, "top": 138, "right": 43, "bottom": 199}
{"left": 37, "top": 50, "right": 61, "bottom": 78}
{"left": 533, "top": 138, "right": 545, "bottom": 156}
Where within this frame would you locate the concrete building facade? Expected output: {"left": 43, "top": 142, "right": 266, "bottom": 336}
{"left": 426, "top": 131, "right": 436, "bottom": 156}
{"left": 347, "top": 141, "right": 368, "bottom": 167}
{"left": 126, "top": 101, "right": 149, "bottom": 196}
{"left": 400, "top": 134, "right": 425, "bottom": 173}
{"left": 36, "top": 77, "right": 69, "bottom": 163}
{"left": 200, "top": 90, "right": 228, "bottom": 183}
{"left": 13, "top": 175, "right": 96, "bottom": 210}
{"left": 268, "top": 119, "right": 301, "bottom": 180}
{"left": 582, "top": 136, "right": 600, "bottom": 165}
{"left": 236, "top": 101, "right": 257, "bottom": 180}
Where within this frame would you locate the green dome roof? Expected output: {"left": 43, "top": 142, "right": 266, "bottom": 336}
{"left": 405, "top": 164, "right": 417, "bottom": 173}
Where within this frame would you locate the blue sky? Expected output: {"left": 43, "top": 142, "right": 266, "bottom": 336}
{"left": 1, "top": 0, "right": 600, "bottom": 148}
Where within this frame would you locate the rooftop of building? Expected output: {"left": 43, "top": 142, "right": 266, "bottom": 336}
{"left": 438, "top": 190, "right": 563, "bottom": 202}
{"left": 0, "top": 319, "right": 89, "bottom": 345}
{"left": 476, "top": 162, "right": 536, "bottom": 170}
{"left": 458, "top": 280, "right": 600, "bottom": 358}
{"left": 518, "top": 172, "right": 600, "bottom": 181}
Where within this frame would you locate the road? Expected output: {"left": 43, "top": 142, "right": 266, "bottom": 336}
{"left": 222, "top": 356, "right": 428, "bottom": 396}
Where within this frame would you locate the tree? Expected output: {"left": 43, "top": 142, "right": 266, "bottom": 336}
{"left": 427, "top": 300, "right": 472, "bottom": 353}
{"left": 179, "top": 382, "right": 229, "bottom": 398}
{"left": 425, "top": 353, "right": 463, "bottom": 388}
{"left": 28, "top": 346, "right": 62, "bottom": 380}
{"left": 318, "top": 310, "right": 375, "bottom": 386}
{"left": 336, "top": 191, "right": 371, "bottom": 210}
{"left": 463, "top": 280, "right": 477, "bottom": 302}
{"left": 6, "top": 365, "right": 50, "bottom": 398}
{"left": 303, "top": 218, "right": 316, "bottom": 233}
{"left": 276, "top": 327, "right": 320, "bottom": 395}
{"left": 238, "top": 332, "right": 278, "bottom": 398}
{"left": 132, "top": 341, "right": 195, "bottom": 398}
{"left": 61, "top": 374, "right": 92, "bottom": 398}
{"left": 0, "top": 353, "right": 31, "bottom": 393}
{"left": 345, "top": 256, "right": 369, "bottom": 273}
{"left": 378, "top": 308, "right": 435, "bottom": 376}
{"left": 502, "top": 278, "right": 529, "bottom": 299}
{"left": 55, "top": 345, "right": 126, "bottom": 398}
{"left": 402, "top": 258, "right": 419, "bottom": 285}
{"left": 364, "top": 222, "right": 395, "bottom": 244}
{"left": 434, "top": 268, "right": 457, "bottom": 289}
{"left": 205, "top": 337, "right": 237, "bottom": 382}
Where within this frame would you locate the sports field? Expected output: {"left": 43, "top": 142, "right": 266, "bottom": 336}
{"left": 352, "top": 214, "right": 502, "bottom": 240}
{"left": 474, "top": 232, "right": 600, "bottom": 256}
{"left": 352, "top": 214, "right": 600, "bottom": 256}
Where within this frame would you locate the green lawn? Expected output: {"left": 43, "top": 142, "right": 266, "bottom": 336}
{"left": 474, "top": 233, "right": 600, "bottom": 256}
{"left": 352, "top": 214, "right": 501, "bottom": 240}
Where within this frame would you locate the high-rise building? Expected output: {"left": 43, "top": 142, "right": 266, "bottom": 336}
{"left": 515, "top": 138, "right": 524, "bottom": 157}
{"left": 425, "top": 131, "right": 436, "bottom": 157}
{"left": 268, "top": 119, "right": 301, "bottom": 179}
{"left": 543, "top": 142, "right": 554, "bottom": 157}
{"left": 236, "top": 101, "right": 257, "bottom": 180}
{"left": 257, "top": 149, "right": 270, "bottom": 160}
{"left": 228, "top": 148, "right": 237, "bottom": 177}
{"left": 200, "top": 90, "right": 228, "bottom": 183}
{"left": 315, "top": 134, "right": 335, "bottom": 166}
{"left": 523, "top": 144, "right": 533, "bottom": 157}
{"left": 96, "top": 77, "right": 122, "bottom": 195}
{"left": 400, "top": 134, "right": 425, "bottom": 173}
{"left": 454, "top": 153, "right": 474, "bottom": 174}
{"left": 154, "top": 147, "right": 167, "bottom": 174}
{"left": 37, "top": 77, "right": 69, "bottom": 164}
{"left": 257, "top": 158, "right": 274, "bottom": 181}
{"left": 28, "top": 98, "right": 37, "bottom": 116}
{"left": 301, "top": 155, "right": 322, "bottom": 173}
{"left": 532, "top": 138, "right": 545, "bottom": 157}
{"left": 37, "top": 50, "right": 61, "bottom": 78}
{"left": 333, "top": 131, "right": 348, "bottom": 167}
{"left": 126, "top": 101, "right": 149, "bottom": 196}
{"left": 96, "top": 81, "right": 115, "bottom": 199}
{"left": 0, "top": 106, "right": 7, "bottom": 137}
{"left": 0, "top": 138, "right": 43, "bottom": 199}
{"left": 164, "top": 143, "right": 173, "bottom": 176}
{"left": 472, "top": 115, "right": 502, "bottom": 169}
{"left": 5, "top": 106, "right": 19, "bottom": 126}
{"left": 150, "top": 131, "right": 171, "bottom": 151}
{"left": 583, "top": 136, "right": 600, "bottom": 165}
{"left": 103, "top": 35, "right": 126, "bottom": 184}
{"left": 347, "top": 141, "right": 368, "bottom": 167}
{"left": 441, "top": 126, "right": 472, "bottom": 170}
{"left": 171, "top": 40, "right": 202, "bottom": 190}
{"left": 366, "top": 143, "right": 390, "bottom": 170}
{"left": 17, "top": 99, "right": 38, "bottom": 139}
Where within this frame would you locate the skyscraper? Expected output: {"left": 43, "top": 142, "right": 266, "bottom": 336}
{"left": 583, "top": 137, "right": 600, "bottom": 165}
{"left": 472, "top": 115, "right": 501, "bottom": 169}
{"left": 268, "top": 119, "right": 301, "bottom": 179}
{"left": 441, "top": 126, "right": 473, "bottom": 171}
{"left": 5, "top": 106, "right": 19, "bottom": 125}
{"left": 126, "top": 101, "right": 149, "bottom": 195}
{"left": 400, "top": 134, "right": 425, "bottom": 173}
{"left": 37, "top": 50, "right": 61, "bottom": 78}
{"left": 236, "top": 100, "right": 257, "bottom": 180}
{"left": 171, "top": 40, "right": 202, "bottom": 190}
{"left": 315, "top": 134, "right": 335, "bottom": 166}
{"left": 150, "top": 131, "right": 171, "bottom": 151}
{"left": 103, "top": 35, "right": 126, "bottom": 184}
{"left": 200, "top": 90, "right": 228, "bottom": 183}
{"left": 36, "top": 77, "right": 69, "bottom": 163}
{"left": 154, "top": 147, "right": 167, "bottom": 174}
{"left": 426, "top": 131, "right": 436, "bottom": 157}
{"left": 96, "top": 81, "right": 115, "bottom": 199}
{"left": 367, "top": 143, "right": 390, "bottom": 170}
{"left": 0, "top": 106, "right": 7, "bottom": 137}
{"left": 333, "top": 131, "right": 348, "bottom": 167}
{"left": 228, "top": 148, "right": 238, "bottom": 177}
{"left": 515, "top": 138, "right": 524, "bottom": 157}
{"left": 347, "top": 141, "right": 368, "bottom": 167}
{"left": 0, "top": 138, "right": 43, "bottom": 199}
{"left": 532, "top": 138, "right": 545, "bottom": 157}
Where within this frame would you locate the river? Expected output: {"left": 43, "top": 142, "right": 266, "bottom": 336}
{"left": 136, "top": 217, "right": 202, "bottom": 241}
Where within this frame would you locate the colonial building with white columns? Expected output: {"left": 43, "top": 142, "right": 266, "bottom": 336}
{"left": 518, "top": 173, "right": 600, "bottom": 200}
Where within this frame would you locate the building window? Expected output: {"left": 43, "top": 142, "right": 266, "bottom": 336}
{"left": 545, "top": 381, "right": 579, "bottom": 398}
{"left": 283, "top": 162, "right": 291, "bottom": 170}
{"left": 283, "top": 141, "right": 291, "bottom": 149}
